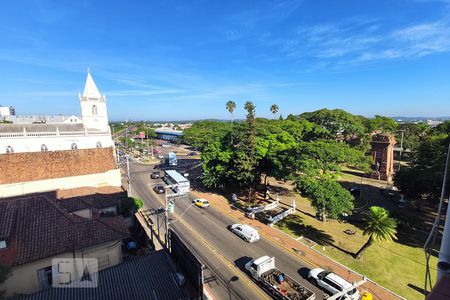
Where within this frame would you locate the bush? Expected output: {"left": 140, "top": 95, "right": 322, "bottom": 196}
{"left": 120, "top": 197, "right": 144, "bottom": 216}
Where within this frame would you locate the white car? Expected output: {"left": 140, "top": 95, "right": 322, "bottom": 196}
{"left": 192, "top": 198, "right": 210, "bottom": 208}
{"left": 229, "top": 224, "right": 260, "bottom": 243}
{"left": 308, "top": 268, "right": 360, "bottom": 300}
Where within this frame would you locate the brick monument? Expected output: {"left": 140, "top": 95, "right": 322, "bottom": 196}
{"left": 370, "top": 133, "right": 396, "bottom": 182}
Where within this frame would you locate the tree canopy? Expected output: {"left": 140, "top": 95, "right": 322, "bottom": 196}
{"left": 295, "top": 175, "right": 354, "bottom": 221}
{"left": 195, "top": 105, "right": 371, "bottom": 217}
{"left": 182, "top": 120, "right": 233, "bottom": 150}
{"left": 300, "top": 108, "right": 366, "bottom": 140}
{"left": 395, "top": 121, "right": 450, "bottom": 199}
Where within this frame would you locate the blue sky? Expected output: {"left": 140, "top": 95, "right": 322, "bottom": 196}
{"left": 0, "top": 0, "right": 450, "bottom": 121}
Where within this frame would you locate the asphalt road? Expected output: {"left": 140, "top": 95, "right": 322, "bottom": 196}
{"left": 127, "top": 161, "right": 325, "bottom": 300}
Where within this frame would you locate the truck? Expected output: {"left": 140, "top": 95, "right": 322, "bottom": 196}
{"left": 166, "top": 152, "right": 177, "bottom": 166}
{"left": 245, "top": 256, "right": 315, "bottom": 300}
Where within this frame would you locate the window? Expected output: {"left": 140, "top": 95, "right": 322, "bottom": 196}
{"left": 41, "top": 144, "right": 48, "bottom": 152}
{"left": 6, "top": 145, "right": 13, "bottom": 154}
{"left": 37, "top": 266, "right": 53, "bottom": 290}
{"left": 92, "top": 105, "right": 98, "bottom": 115}
{"left": 71, "top": 143, "right": 78, "bottom": 150}
{"left": 323, "top": 278, "right": 342, "bottom": 291}
{"left": 96, "top": 141, "right": 102, "bottom": 148}
{"left": 0, "top": 240, "right": 6, "bottom": 249}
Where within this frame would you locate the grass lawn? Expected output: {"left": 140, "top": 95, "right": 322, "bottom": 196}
{"left": 276, "top": 211, "right": 438, "bottom": 300}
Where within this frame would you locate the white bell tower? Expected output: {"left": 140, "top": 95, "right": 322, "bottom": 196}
{"left": 79, "top": 69, "right": 110, "bottom": 132}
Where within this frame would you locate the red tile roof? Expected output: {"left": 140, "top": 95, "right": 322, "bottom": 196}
{"left": 0, "top": 148, "right": 117, "bottom": 185}
{"left": 0, "top": 193, "right": 129, "bottom": 267}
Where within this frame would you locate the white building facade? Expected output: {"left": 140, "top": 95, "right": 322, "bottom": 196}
{"left": 0, "top": 71, "right": 114, "bottom": 154}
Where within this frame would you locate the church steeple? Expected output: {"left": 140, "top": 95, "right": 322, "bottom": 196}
{"left": 83, "top": 68, "right": 103, "bottom": 99}
{"left": 79, "top": 69, "right": 109, "bottom": 132}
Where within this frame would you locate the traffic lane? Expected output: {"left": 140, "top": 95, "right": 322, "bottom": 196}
{"left": 129, "top": 165, "right": 268, "bottom": 300}
{"left": 130, "top": 164, "right": 323, "bottom": 298}
{"left": 171, "top": 220, "right": 270, "bottom": 300}
{"left": 173, "top": 195, "right": 324, "bottom": 299}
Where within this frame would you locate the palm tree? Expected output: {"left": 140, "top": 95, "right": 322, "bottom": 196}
{"left": 355, "top": 206, "right": 397, "bottom": 259}
{"left": 244, "top": 101, "right": 255, "bottom": 127}
{"left": 226, "top": 100, "right": 236, "bottom": 124}
{"left": 270, "top": 104, "right": 279, "bottom": 119}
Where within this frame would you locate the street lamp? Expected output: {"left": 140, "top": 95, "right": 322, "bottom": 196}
{"left": 125, "top": 154, "right": 132, "bottom": 197}
{"left": 227, "top": 276, "right": 239, "bottom": 300}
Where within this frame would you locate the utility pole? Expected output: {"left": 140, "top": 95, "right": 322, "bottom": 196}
{"left": 126, "top": 155, "right": 132, "bottom": 197}
{"left": 437, "top": 143, "right": 450, "bottom": 281}
{"left": 398, "top": 130, "right": 405, "bottom": 171}
{"left": 165, "top": 192, "right": 169, "bottom": 249}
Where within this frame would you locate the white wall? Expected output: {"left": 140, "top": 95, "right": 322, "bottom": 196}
{"left": 0, "top": 240, "right": 123, "bottom": 297}
{"left": 0, "top": 169, "right": 121, "bottom": 198}
{"left": 0, "top": 133, "right": 113, "bottom": 154}
{"left": 0, "top": 106, "right": 11, "bottom": 116}
{"left": 80, "top": 99, "right": 109, "bottom": 132}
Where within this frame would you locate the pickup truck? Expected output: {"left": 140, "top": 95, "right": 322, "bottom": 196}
{"left": 245, "top": 256, "right": 315, "bottom": 300}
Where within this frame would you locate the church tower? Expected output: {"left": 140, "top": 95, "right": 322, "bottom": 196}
{"left": 79, "top": 69, "right": 110, "bottom": 132}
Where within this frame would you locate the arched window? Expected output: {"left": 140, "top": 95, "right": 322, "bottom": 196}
{"left": 71, "top": 143, "right": 78, "bottom": 150}
{"left": 6, "top": 146, "right": 13, "bottom": 154}
{"left": 96, "top": 141, "right": 102, "bottom": 148}
{"left": 41, "top": 144, "right": 48, "bottom": 152}
{"left": 92, "top": 105, "right": 98, "bottom": 115}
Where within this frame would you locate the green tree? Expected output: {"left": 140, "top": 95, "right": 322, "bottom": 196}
{"left": 270, "top": 104, "right": 279, "bottom": 119}
{"left": 355, "top": 206, "right": 397, "bottom": 259}
{"left": 119, "top": 136, "right": 136, "bottom": 149}
{"left": 226, "top": 100, "right": 236, "bottom": 124}
{"left": 244, "top": 101, "right": 256, "bottom": 127}
{"left": 300, "top": 108, "right": 365, "bottom": 140}
{"left": 281, "top": 140, "right": 370, "bottom": 178}
{"left": 397, "top": 122, "right": 430, "bottom": 152}
{"left": 183, "top": 120, "right": 232, "bottom": 150}
{"left": 296, "top": 175, "right": 354, "bottom": 221}
{"left": 201, "top": 141, "right": 232, "bottom": 189}
{"left": 395, "top": 129, "right": 450, "bottom": 199}
{"left": 361, "top": 115, "right": 398, "bottom": 133}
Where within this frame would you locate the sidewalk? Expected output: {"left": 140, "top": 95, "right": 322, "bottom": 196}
{"left": 192, "top": 190, "right": 404, "bottom": 300}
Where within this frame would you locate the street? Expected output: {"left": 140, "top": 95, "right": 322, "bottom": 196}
{"left": 126, "top": 161, "right": 324, "bottom": 300}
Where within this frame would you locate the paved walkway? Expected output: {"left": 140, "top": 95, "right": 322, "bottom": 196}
{"left": 192, "top": 190, "right": 404, "bottom": 300}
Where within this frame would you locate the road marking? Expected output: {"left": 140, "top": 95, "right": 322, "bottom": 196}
{"left": 135, "top": 181, "right": 270, "bottom": 300}
{"left": 175, "top": 216, "right": 271, "bottom": 299}
{"left": 205, "top": 200, "right": 321, "bottom": 269}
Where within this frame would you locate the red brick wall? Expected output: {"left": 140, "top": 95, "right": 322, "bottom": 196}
{"left": 0, "top": 148, "right": 116, "bottom": 184}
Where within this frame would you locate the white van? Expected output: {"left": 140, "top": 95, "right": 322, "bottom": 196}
{"left": 229, "top": 224, "right": 260, "bottom": 243}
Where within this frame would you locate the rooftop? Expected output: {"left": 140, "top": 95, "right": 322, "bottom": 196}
{"left": 165, "top": 170, "right": 189, "bottom": 183}
{"left": 155, "top": 129, "right": 183, "bottom": 136}
{"left": 0, "top": 191, "right": 129, "bottom": 267}
{"left": 18, "top": 250, "right": 189, "bottom": 300}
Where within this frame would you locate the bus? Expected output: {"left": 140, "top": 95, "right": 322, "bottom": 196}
{"left": 164, "top": 170, "right": 190, "bottom": 195}
{"left": 166, "top": 152, "right": 177, "bottom": 166}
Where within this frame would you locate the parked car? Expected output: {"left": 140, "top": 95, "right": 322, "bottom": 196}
{"left": 151, "top": 172, "right": 160, "bottom": 179}
{"left": 157, "top": 154, "right": 164, "bottom": 159}
{"left": 187, "top": 151, "right": 197, "bottom": 156}
{"left": 229, "top": 224, "right": 260, "bottom": 243}
{"left": 153, "top": 185, "right": 165, "bottom": 194}
{"left": 192, "top": 198, "right": 210, "bottom": 208}
{"left": 308, "top": 268, "right": 360, "bottom": 300}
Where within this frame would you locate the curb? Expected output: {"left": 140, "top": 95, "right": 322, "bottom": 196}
{"left": 193, "top": 191, "right": 406, "bottom": 300}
